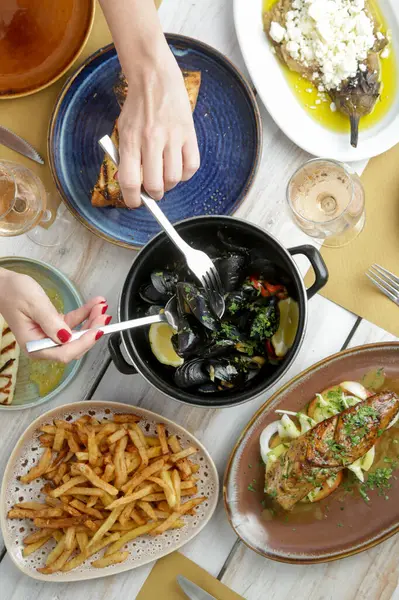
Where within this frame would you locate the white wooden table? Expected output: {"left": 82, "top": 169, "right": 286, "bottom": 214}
{"left": 0, "top": 1, "right": 398, "bottom": 598}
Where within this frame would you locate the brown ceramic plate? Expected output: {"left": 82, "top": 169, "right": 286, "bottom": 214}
{"left": 0, "top": 0, "right": 95, "bottom": 99}
{"left": 223, "top": 343, "right": 399, "bottom": 564}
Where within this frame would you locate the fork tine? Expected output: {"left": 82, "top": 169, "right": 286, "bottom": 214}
{"left": 371, "top": 264, "right": 399, "bottom": 291}
{"left": 208, "top": 265, "right": 224, "bottom": 298}
{"left": 369, "top": 266, "right": 399, "bottom": 297}
{"left": 366, "top": 273, "right": 398, "bottom": 304}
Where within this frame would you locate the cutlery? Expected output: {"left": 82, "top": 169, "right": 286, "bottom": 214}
{"left": 98, "top": 134, "right": 224, "bottom": 316}
{"left": 366, "top": 264, "right": 399, "bottom": 306}
{"left": 26, "top": 293, "right": 224, "bottom": 353}
{"left": 0, "top": 126, "right": 44, "bottom": 165}
{"left": 177, "top": 575, "right": 218, "bottom": 600}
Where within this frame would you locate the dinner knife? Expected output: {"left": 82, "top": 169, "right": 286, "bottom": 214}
{"left": 177, "top": 575, "right": 218, "bottom": 600}
{"left": 0, "top": 126, "right": 44, "bottom": 165}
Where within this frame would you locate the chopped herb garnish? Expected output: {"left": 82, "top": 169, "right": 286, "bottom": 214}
{"left": 359, "top": 467, "right": 394, "bottom": 502}
{"left": 248, "top": 464, "right": 252, "bottom": 469}
{"left": 337, "top": 522, "right": 344, "bottom": 528}
{"left": 359, "top": 486, "right": 370, "bottom": 502}
{"left": 377, "top": 429, "right": 384, "bottom": 437}
{"left": 248, "top": 483, "right": 256, "bottom": 492}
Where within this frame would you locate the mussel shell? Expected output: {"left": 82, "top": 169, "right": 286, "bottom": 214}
{"left": 150, "top": 270, "right": 178, "bottom": 295}
{"left": 200, "top": 338, "right": 236, "bottom": 358}
{"left": 225, "top": 290, "right": 250, "bottom": 315}
{"left": 172, "top": 315, "right": 206, "bottom": 359}
{"left": 217, "top": 230, "right": 249, "bottom": 254}
{"left": 139, "top": 283, "right": 167, "bottom": 305}
{"left": 196, "top": 383, "right": 219, "bottom": 394}
{"left": 176, "top": 282, "right": 219, "bottom": 331}
{"left": 205, "top": 358, "right": 239, "bottom": 384}
{"left": 214, "top": 253, "right": 248, "bottom": 293}
{"left": 174, "top": 359, "right": 210, "bottom": 389}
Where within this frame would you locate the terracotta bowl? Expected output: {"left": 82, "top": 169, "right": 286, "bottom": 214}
{"left": 0, "top": 0, "right": 95, "bottom": 99}
{"left": 223, "top": 343, "right": 399, "bottom": 563}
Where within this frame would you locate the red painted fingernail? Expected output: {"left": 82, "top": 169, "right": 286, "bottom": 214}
{"left": 95, "top": 330, "right": 104, "bottom": 341}
{"left": 101, "top": 304, "right": 108, "bottom": 315}
{"left": 57, "top": 329, "right": 71, "bottom": 343}
{"left": 105, "top": 315, "right": 112, "bottom": 325}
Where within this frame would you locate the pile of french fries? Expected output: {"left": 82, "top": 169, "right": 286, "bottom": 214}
{"left": 7, "top": 413, "right": 207, "bottom": 573}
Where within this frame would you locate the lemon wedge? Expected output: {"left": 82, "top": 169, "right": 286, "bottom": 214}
{"left": 272, "top": 298, "right": 299, "bottom": 358}
{"left": 149, "top": 322, "right": 183, "bottom": 367}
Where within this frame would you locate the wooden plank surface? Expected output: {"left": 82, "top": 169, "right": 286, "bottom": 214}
{"left": 0, "top": 0, "right": 395, "bottom": 598}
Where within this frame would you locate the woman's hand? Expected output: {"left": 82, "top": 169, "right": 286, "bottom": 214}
{"left": 0, "top": 269, "right": 111, "bottom": 363}
{"left": 117, "top": 44, "right": 200, "bottom": 207}
{"left": 99, "top": 0, "right": 200, "bottom": 208}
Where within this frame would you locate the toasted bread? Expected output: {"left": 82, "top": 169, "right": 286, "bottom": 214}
{"left": 91, "top": 69, "right": 201, "bottom": 208}
{"left": 0, "top": 318, "right": 20, "bottom": 405}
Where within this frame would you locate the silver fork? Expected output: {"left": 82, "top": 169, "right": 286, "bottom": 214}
{"left": 366, "top": 264, "right": 399, "bottom": 306}
{"left": 98, "top": 135, "right": 225, "bottom": 315}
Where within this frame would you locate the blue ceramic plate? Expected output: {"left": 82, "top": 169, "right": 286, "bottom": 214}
{"left": 0, "top": 257, "right": 84, "bottom": 411}
{"left": 49, "top": 35, "right": 262, "bottom": 249}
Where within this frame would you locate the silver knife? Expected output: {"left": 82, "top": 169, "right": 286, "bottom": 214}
{"left": 177, "top": 575, "right": 218, "bottom": 600}
{"left": 0, "top": 126, "right": 44, "bottom": 165}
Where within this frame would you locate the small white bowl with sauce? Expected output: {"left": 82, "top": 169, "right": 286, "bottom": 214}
{"left": 0, "top": 257, "right": 84, "bottom": 410}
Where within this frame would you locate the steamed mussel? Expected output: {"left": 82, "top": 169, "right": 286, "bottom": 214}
{"left": 137, "top": 245, "right": 299, "bottom": 395}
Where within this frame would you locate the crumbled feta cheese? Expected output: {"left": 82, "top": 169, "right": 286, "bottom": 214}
{"left": 359, "top": 63, "right": 367, "bottom": 72}
{"left": 376, "top": 31, "right": 385, "bottom": 41}
{"left": 270, "top": 21, "right": 286, "bottom": 44}
{"left": 315, "top": 99, "right": 321, "bottom": 104}
{"left": 330, "top": 102, "right": 337, "bottom": 112}
{"left": 381, "top": 47, "right": 390, "bottom": 59}
{"left": 305, "top": 88, "right": 313, "bottom": 93}
{"left": 318, "top": 84, "right": 325, "bottom": 92}
{"left": 270, "top": 0, "right": 377, "bottom": 90}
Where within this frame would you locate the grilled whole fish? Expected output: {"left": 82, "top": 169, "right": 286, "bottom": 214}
{"left": 265, "top": 391, "right": 399, "bottom": 510}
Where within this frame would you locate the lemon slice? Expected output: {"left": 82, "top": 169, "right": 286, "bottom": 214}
{"left": 149, "top": 322, "right": 183, "bottom": 367}
{"left": 272, "top": 298, "right": 299, "bottom": 358}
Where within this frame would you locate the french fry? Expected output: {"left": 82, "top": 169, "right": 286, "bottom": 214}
{"left": 161, "top": 471, "right": 176, "bottom": 509}
{"left": 146, "top": 436, "right": 162, "bottom": 447}
{"left": 20, "top": 448, "right": 52, "bottom": 484}
{"left": 53, "top": 463, "right": 68, "bottom": 486}
{"left": 107, "top": 428, "right": 127, "bottom": 445}
{"left": 53, "top": 427, "right": 65, "bottom": 452}
{"left": 149, "top": 511, "right": 180, "bottom": 535}
{"left": 128, "top": 428, "right": 148, "bottom": 467}
{"left": 61, "top": 532, "right": 120, "bottom": 572}
{"left": 104, "top": 522, "right": 158, "bottom": 556}
{"left": 34, "top": 508, "right": 65, "bottom": 519}
{"left": 87, "top": 507, "right": 124, "bottom": 548}
{"left": 119, "top": 503, "right": 133, "bottom": 527}
{"left": 23, "top": 529, "right": 53, "bottom": 545}
{"left": 67, "top": 487, "right": 107, "bottom": 496}
{"left": 22, "top": 534, "right": 52, "bottom": 557}
{"left": 73, "top": 463, "right": 119, "bottom": 496}
{"left": 64, "top": 526, "right": 76, "bottom": 551}
{"left": 75, "top": 452, "right": 89, "bottom": 462}
{"left": 52, "top": 530, "right": 63, "bottom": 543}
{"left": 65, "top": 431, "right": 81, "bottom": 453}
{"left": 15, "top": 501, "right": 46, "bottom": 511}
{"left": 114, "top": 435, "right": 128, "bottom": 489}
{"left": 50, "top": 475, "right": 86, "bottom": 498}
{"left": 38, "top": 539, "right": 77, "bottom": 573}
{"left": 177, "top": 497, "right": 207, "bottom": 514}
{"left": 84, "top": 519, "right": 99, "bottom": 532}
{"left": 129, "top": 508, "right": 146, "bottom": 526}
{"left": 33, "top": 516, "right": 87, "bottom": 529}
{"left": 157, "top": 424, "right": 169, "bottom": 455}
{"left": 105, "top": 485, "right": 153, "bottom": 510}
{"left": 170, "top": 447, "right": 198, "bottom": 462}
{"left": 8, "top": 508, "right": 35, "bottom": 519}
{"left": 113, "top": 414, "right": 140, "bottom": 424}
{"left": 44, "top": 534, "right": 65, "bottom": 566}
{"left": 70, "top": 499, "right": 103, "bottom": 520}
{"left": 172, "top": 470, "right": 181, "bottom": 508}
{"left": 87, "top": 428, "right": 98, "bottom": 466}
{"left": 92, "top": 551, "right": 129, "bottom": 568}
{"left": 53, "top": 419, "right": 74, "bottom": 432}
{"left": 76, "top": 531, "right": 89, "bottom": 552}
{"left": 137, "top": 501, "right": 157, "bottom": 521}
{"left": 40, "top": 425, "right": 56, "bottom": 435}
{"left": 102, "top": 463, "right": 115, "bottom": 483}
{"left": 122, "top": 458, "right": 164, "bottom": 494}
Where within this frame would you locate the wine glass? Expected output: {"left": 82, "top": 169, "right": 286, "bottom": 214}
{"left": 286, "top": 158, "right": 366, "bottom": 248}
{"left": 0, "top": 160, "right": 76, "bottom": 246}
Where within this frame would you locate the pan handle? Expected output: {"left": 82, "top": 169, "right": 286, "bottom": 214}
{"left": 108, "top": 333, "right": 137, "bottom": 375}
{"left": 289, "top": 245, "right": 329, "bottom": 300}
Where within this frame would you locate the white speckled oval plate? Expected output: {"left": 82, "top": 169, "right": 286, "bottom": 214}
{"left": 0, "top": 401, "right": 219, "bottom": 582}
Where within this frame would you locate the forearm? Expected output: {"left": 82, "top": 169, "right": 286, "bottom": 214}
{"left": 99, "top": 0, "right": 167, "bottom": 78}
{"left": 0, "top": 268, "right": 10, "bottom": 309}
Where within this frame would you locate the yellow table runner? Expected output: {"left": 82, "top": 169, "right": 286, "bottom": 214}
{"left": 137, "top": 552, "right": 244, "bottom": 600}
{"left": 305, "top": 143, "right": 399, "bottom": 337}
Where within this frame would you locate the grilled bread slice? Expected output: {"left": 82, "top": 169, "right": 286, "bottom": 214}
{"left": 91, "top": 69, "right": 201, "bottom": 208}
{"left": 0, "top": 318, "right": 20, "bottom": 405}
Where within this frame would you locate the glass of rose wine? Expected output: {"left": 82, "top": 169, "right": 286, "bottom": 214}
{"left": 286, "top": 158, "right": 366, "bottom": 248}
{"left": 0, "top": 160, "right": 76, "bottom": 246}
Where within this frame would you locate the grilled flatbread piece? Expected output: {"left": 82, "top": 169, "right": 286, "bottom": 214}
{"left": 0, "top": 318, "right": 20, "bottom": 405}
{"left": 91, "top": 69, "right": 201, "bottom": 208}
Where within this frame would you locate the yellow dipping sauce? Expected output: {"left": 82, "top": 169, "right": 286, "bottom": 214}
{"left": 29, "top": 287, "right": 66, "bottom": 397}
{"left": 263, "top": 0, "right": 397, "bottom": 133}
